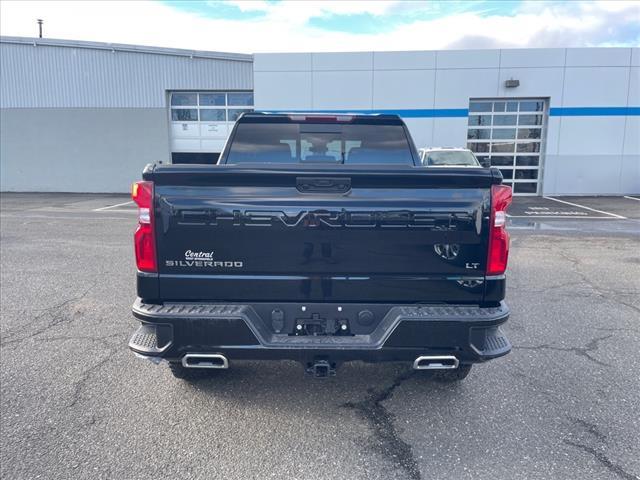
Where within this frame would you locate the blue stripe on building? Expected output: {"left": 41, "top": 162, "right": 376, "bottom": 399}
{"left": 549, "top": 107, "right": 640, "bottom": 116}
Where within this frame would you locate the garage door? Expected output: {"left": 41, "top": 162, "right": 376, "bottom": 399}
{"left": 169, "top": 91, "right": 254, "bottom": 163}
{"left": 466, "top": 99, "right": 547, "bottom": 195}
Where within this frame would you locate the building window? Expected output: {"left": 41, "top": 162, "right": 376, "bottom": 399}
{"left": 199, "top": 93, "right": 226, "bottom": 106}
{"left": 200, "top": 109, "right": 226, "bottom": 122}
{"left": 169, "top": 91, "right": 254, "bottom": 125}
{"left": 170, "top": 93, "right": 197, "bottom": 106}
{"left": 227, "top": 92, "right": 254, "bottom": 106}
{"left": 466, "top": 98, "right": 547, "bottom": 195}
{"left": 169, "top": 91, "right": 254, "bottom": 163}
{"left": 171, "top": 109, "right": 198, "bottom": 121}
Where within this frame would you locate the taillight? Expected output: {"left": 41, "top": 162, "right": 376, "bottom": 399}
{"left": 487, "top": 184, "right": 512, "bottom": 275}
{"left": 131, "top": 181, "right": 157, "bottom": 272}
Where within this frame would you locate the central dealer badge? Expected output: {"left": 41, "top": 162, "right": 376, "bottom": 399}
{"left": 165, "top": 250, "right": 243, "bottom": 268}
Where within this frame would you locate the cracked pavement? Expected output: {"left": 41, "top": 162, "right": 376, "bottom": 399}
{"left": 1, "top": 193, "right": 639, "bottom": 480}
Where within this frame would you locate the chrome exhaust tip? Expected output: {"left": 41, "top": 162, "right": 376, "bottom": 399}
{"left": 413, "top": 355, "right": 459, "bottom": 370}
{"left": 181, "top": 353, "right": 229, "bottom": 369}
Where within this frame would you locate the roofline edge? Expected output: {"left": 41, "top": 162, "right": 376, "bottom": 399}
{"left": 0, "top": 36, "right": 253, "bottom": 62}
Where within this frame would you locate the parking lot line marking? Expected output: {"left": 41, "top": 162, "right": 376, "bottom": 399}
{"left": 0, "top": 213, "right": 133, "bottom": 221}
{"left": 542, "top": 196, "right": 627, "bottom": 219}
{"left": 93, "top": 201, "right": 134, "bottom": 211}
{"left": 507, "top": 215, "right": 620, "bottom": 219}
{"left": 623, "top": 195, "right": 640, "bottom": 202}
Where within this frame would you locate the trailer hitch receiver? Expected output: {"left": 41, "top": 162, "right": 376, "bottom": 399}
{"left": 306, "top": 359, "right": 336, "bottom": 378}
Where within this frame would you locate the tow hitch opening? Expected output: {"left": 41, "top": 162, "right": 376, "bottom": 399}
{"left": 306, "top": 359, "right": 337, "bottom": 378}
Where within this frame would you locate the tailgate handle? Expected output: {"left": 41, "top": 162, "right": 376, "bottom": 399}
{"left": 297, "top": 177, "right": 351, "bottom": 194}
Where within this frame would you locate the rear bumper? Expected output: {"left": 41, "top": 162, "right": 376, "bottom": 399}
{"left": 129, "top": 298, "right": 511, "bottom": 365}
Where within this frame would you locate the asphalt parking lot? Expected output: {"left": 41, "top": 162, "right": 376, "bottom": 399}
{"left": 1, "top": 193, "right": 639, "bottom": 480}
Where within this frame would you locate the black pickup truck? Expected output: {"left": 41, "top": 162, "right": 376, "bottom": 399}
{"left": 129, "top": 113, "right": 512, "bottom": 380}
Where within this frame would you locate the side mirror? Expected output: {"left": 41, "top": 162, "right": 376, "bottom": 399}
{"left": 479, "top": 158, "right": 491, "bottom": 168}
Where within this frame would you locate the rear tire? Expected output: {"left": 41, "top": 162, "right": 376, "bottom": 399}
{"left": 168, "top": 362, "right": 210, "bottom": 380}
{"left": 430, "top": 364, "right": 472, "bottom": 382}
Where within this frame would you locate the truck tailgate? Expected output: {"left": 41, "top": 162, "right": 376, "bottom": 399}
{"left": 149, "top": 165, "right": 498, "bottom": 303}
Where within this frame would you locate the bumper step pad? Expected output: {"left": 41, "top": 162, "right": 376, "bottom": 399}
{"left": 470, "top": 326, "right": 511, "bottom": 358}
{"left": 128, "top": 323, "right": 172, "bottom": 354}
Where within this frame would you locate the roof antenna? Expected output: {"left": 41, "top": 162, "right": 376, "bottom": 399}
{"left": 37, "top": 19, "right": 43, "bottom": 38}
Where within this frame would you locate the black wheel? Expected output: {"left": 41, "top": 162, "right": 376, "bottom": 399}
{"left": 168, "top": 362, "right": 210, "bottom": 380}
{"left": 429, "top": 364, "right": 472, "bottom": 382}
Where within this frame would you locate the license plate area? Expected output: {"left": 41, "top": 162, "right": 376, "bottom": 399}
{"left": 293, "top": 313, "right": 351, "bottom": 336}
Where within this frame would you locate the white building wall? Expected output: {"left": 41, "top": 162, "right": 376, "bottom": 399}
{"left": 0, "top": 37, "right": 253, "bottom": 192}
{"left": 254, "top": 48, "right": 640, "bottom": 196}
{"left": 0, "top": 37, "right": 252, "bottom": 108}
